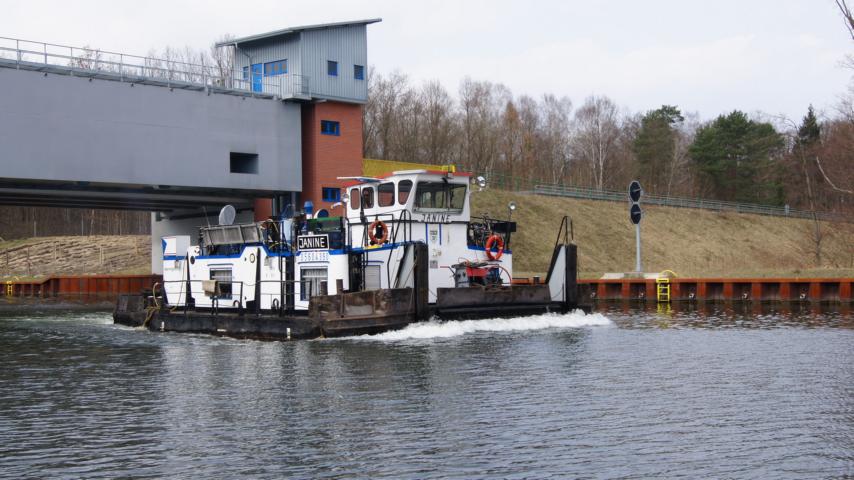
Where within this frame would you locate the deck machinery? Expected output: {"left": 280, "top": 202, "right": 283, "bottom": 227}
{"left": 114, "top": 170, "right": 582, "bottom": 339}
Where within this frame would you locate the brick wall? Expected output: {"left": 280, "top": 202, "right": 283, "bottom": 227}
{"left": 301, "top": 102, "right": 363, "bottom": 214}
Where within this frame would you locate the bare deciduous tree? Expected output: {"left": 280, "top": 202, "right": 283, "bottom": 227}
{"left": 836, "top": 0, "right": 854, "bottom": 40}
{"left": 572, "top": 96, "right": 621, "bottom": 191}
{"left": 420, "top": 80, "right": 457, "bottom": 164}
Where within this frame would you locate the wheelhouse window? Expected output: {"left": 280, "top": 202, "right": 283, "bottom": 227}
{"left": 413, "top": 182, "right": 467, "bottom": 212}
{"left": 349, "top": 188, "right": 360, "bottom": 209}
{"left": 354, "top": 64, "right": 365, "bottom": 80}
{"left": 398, "top": 180, "right": 413, "bottom": 205}
{"left": 327, "top": 60, "right": 338, "bottom": 76}
{"left": 361, "top": 187, "right": 375, "bottom": 209}
{"left": 377, "top": 182, "right": 395, "bottom": 207}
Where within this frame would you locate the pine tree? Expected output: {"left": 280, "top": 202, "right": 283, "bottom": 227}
{"left": 632, "top": 105, "right": 683, "bottom": 194}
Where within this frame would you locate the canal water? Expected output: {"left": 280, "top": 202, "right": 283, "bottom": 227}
{"left": 0, "top": 305, "right": 851, "bottom": 479}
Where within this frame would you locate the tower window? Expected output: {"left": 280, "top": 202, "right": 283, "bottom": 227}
{"left": 264, "top": 59, "right": 287, "bottom": 76}
{"left": 322, "top": 187, "right": 341, "bottom": 202}
{"left": 354, "top": 64, "right": 364, "bottom": 80}
{"left": 327, "top": 60, "right": 338, "bottom": 76}
{"left": 320, "top": 120, "right": 340, "bottom": 136}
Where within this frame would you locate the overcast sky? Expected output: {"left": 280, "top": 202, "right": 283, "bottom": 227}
{"left": 3, "top": 0, "right": 851, "bottom": 121}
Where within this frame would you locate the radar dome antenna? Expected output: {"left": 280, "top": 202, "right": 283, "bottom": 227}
{"left": 218, "top": 205, "right": 237, "bottom": 226}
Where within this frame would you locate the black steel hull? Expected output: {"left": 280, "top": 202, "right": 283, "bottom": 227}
{"left": 113, "top": 286, "right": 586, "bottom": 341}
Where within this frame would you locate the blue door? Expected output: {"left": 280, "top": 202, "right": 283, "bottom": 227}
{"left": 251, "top": 63, "right": 263, "bottom": 92}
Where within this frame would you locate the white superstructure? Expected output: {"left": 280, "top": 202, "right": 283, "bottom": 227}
{"left": 160, "top": 170, "right": 515, "bottom": 311}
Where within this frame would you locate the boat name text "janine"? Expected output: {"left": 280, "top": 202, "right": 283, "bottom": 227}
{"left": 419, "top": 213, "right": 452, "bottom": 223}
{"left": 297, "top": 235, "right": 329, "bottom": 251}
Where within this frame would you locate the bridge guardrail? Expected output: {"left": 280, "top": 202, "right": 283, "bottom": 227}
{"left": 0, "top": 36, "right": 310, "bottom": 100}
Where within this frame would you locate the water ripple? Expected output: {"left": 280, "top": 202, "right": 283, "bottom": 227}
{"left": 0, "top": 308, "right": 852, "bottom": 478}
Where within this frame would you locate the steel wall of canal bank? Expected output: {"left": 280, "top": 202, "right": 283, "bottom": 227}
{"left": 580, "top": 278, "right": 854, "bottom": 303}
{"left": 5, "top": 275, "right": 853, "bottom": 304}
{"left": 4, "top": 274, "right": 160, "bottom": 299}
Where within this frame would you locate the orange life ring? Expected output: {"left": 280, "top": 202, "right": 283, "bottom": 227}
{"left": 369, "top": 220, "right": 389, "bottom": 245}
{"left": 485, "top": 234, "right": 504, "bottom": 260}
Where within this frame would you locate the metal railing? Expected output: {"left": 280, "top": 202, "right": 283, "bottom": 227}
{"left": 0, "top": 36, "right": 310, "bottom": 99}
{"left": 532, "top": 184, "right": 851, "bottom": 222}
{"left": 232, "top": 72, "right": 311, "bottom": 98}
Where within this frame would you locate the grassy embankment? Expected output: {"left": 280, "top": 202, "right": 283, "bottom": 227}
{"left": 1, "top": 192, "right": 851, "bottom": 280}
{"left": 471, "top": 190, "right": 854, "bottom": 279}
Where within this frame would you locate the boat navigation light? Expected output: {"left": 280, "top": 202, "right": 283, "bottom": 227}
{"left": 342, "top": 192, "right": 349, "bottom": 204}
{"left": 508, "top": 201, "right": 517, "bottom": 211}
{"left": 475, "top": 176, "right": 487, "bottom": 190}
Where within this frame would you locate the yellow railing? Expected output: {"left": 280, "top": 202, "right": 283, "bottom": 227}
{"left": 363, "top": 158, "right": 455, "bottom": 177}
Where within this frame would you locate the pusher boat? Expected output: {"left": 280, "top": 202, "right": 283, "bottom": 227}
{"left": 114, "top": 170, "right": 583, "bottom": 339}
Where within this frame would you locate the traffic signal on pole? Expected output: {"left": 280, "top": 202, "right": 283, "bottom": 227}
{"left": 630, "top": 203, "right": 642, "bottom": 225}
{"left": 628, "top": 181, "right": 642, "bottom": 224}
{"left": 629, "top": 180, "right": 642, "bottom": 203}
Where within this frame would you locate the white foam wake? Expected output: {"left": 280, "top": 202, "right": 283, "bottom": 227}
{"left": 355, "top": 310, "right": 612, "bottom": 341}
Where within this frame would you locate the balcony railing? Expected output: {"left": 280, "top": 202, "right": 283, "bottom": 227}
{"left": 0, "top": 36, "right": 310, "bottom": 100}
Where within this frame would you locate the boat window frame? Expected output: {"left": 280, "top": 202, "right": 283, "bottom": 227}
{"left": 377, "top": 182, "right": 395, "bottom": 207}
{"left": 349, "top": 187, "right": 360, "bottom": 210}
{"left": 398, "top": 179, "right": 413, "bottom": 205}
{"left": 300, "top": 267, "right": 328, "bottom": 301}
{"left": 209, "top": 267, "right": 233, "bottom": 299}
{"left": 412, "top": 180, "right": 467, "bottom": 213}
{"left": 361, "top": 186, "right": 375, "bottom": 209}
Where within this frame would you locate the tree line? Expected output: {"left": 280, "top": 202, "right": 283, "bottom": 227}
{"left": 363, "top": 72, "right": 853, "bottom": 214}
{"left": 0, "top": 208, "right": 149, "bottom": 241}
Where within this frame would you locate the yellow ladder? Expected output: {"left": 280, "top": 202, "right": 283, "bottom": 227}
{"left": 5, "top": 281, "right": 13, "bottom": 296}
{"left": 656, "top": 270, "right": 677, "bottom": 303}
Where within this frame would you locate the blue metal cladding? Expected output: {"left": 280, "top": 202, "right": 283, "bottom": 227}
{"left": 299, "top": 24, "right": 368, "bottom": 102}
{"left": 236, "top": 23, "right": 369, "bottom": 103}
{"left": 235, "top": 34, "right": 302, "bottom": 81}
